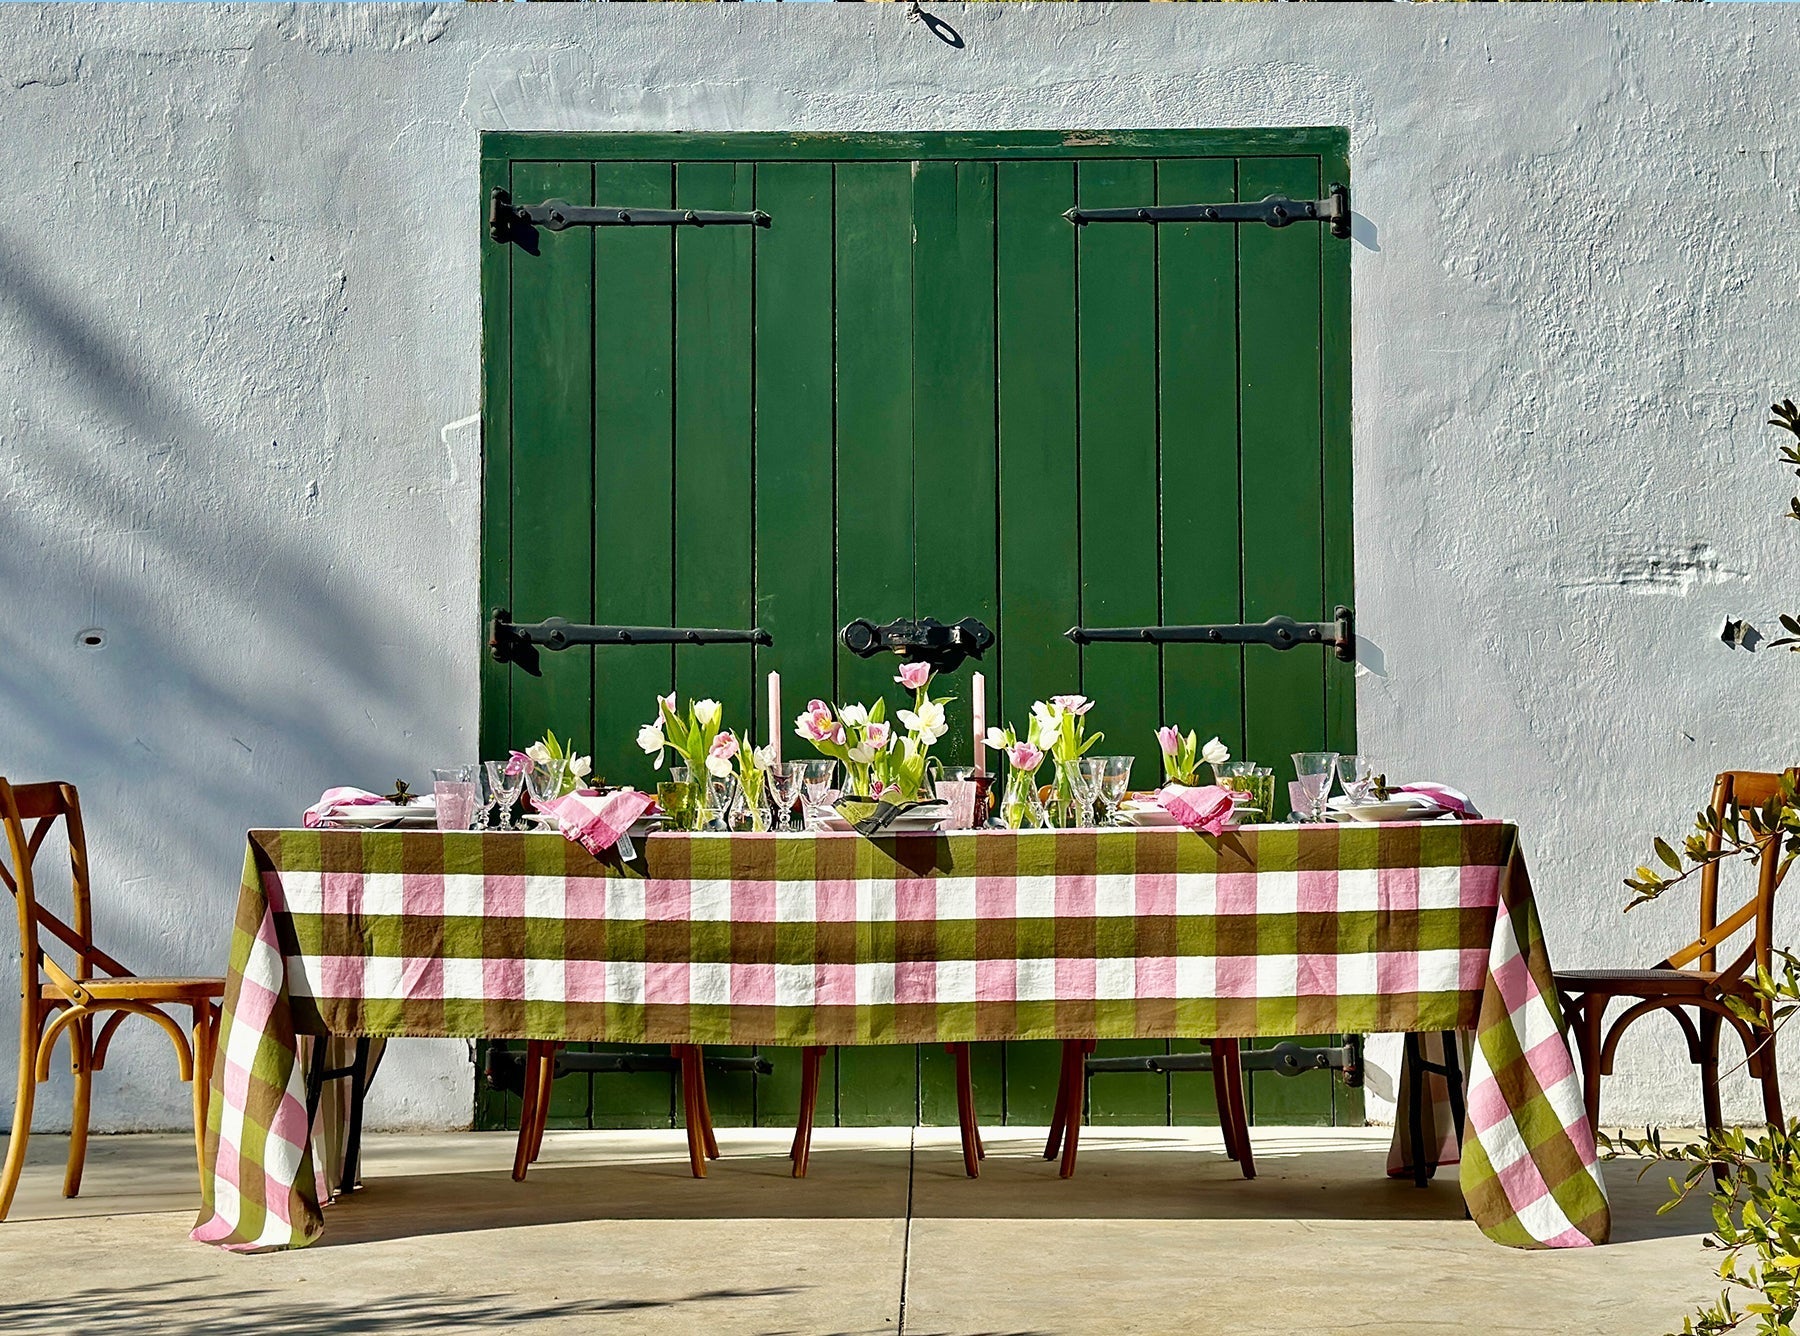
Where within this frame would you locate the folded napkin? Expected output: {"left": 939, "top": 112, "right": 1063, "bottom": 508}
{"left": 1393, "top": 783, "right": 1480, "bottom": 818}
{"left": 303, "top": 788, "right": 387, "bottom": 829}
{"left": 1156, "top": 784, "right": 1237, "bottom": 835}
{"left": 542, "top": 788, "right": 657, "bottom": 856}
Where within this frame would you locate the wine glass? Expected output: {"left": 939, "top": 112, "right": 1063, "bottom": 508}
{"left": 1098, "top": 756, "right": 1135, "bottom": 825}
{"left": 1065, "top": 757, "right": 1105, "bottom": 828}
{"left": 1336, "top": 754, "right": 1376, "bottom": 805}
{"left": 485, "top": 760, "right": 524, "bottom": 831}
{"left": 801, "top": 759, "right": 837, "bottom": 828}
{"left": 523, "top": 759, "right": 570, "bottom": 826}
{"left": 768, "top": 761, "right": 806, "bottom": 833}
{"left": 1291, "top": 752, "right": 1340, "bottom": 824}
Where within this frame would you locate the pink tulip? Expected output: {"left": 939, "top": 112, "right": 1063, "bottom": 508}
{"left": 1051, "top": 694, "right": 1093, "bottom": 716}
{"left": 1156, "top": 726, "right": 1181, "bottom": 757}
{"left": 1007, "top": 741, "right": 1043, "bottom": 773}
{"left": 795, "top": 700, "right": 841, "bottom": 744}
{"left": 505, "top": 750, "right": 532, "bottom": 776}
{"left": 710, "top": 730, "right": 740, "bottom": 762}
{"left": 865, "top": 719, "right": 892, "bottom": 749}
{"left": 895, "top": 662, "right": 932, "bottom": 691}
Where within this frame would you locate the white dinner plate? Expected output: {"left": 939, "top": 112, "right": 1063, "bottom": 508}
{"left": 819, "top": 814, "right": 950, "bottom": 834}
{"left": 1326, "top": 804, "right": 1450, "bottom": 824}
{"left": 325, "top": 803, "right": 438, "bottom": 828}
{"left": 1120, "top": 806, "right": 1183, "bottom": 828}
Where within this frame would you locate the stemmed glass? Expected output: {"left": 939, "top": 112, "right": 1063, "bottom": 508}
{"left": 1098, "top": 756, "right": 1135, "bottom": 825}
{"left": 768, "top": 761, "right": 806, "bottom": 833}
{"left": 1336, "top": 754, "right": 1376, "bottom": 805}
{"left": 1059, "top": 758, "right": 1105, "bottom": 828}
{"left": 522, "top": 759, "right": 570, "bottom": 827}
{"left": 483, "top": 760, "right": 524, "bottom": 831}
{"left": 801, "top": 759, "right": 837, "bottom": 830}
{"left": 1291, "top": 752, "right": 1340, "bottom": 824}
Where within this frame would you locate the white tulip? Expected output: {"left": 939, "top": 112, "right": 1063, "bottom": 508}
{"left": 1201, "top": 736, "right": 1230, "bottom": 767}
{"left": 848, "top": 743, "right": 876, "bottom": 765}
{"left": 705, "top": 753, "right": 733, "bottom": 778}
{"left": 841, "top": 703, "right": 870, "bottom": 728}
{"left": 526, "top": 741, "right": 552, "bottom": 765}
{"left": 752, "top": 744, "right": 779, "bottom": 770}
{"left": 695, "top": 699, "right": 722, "bottom": 729}
{"left": 984, "top": 728, "right": 1011, "bottom": 752}
{"left": 636, "top": 723, "right": 665, "bottom": 755}
{"left": 899, "top": 701, "right": 948, "bottom": 745}
{"left": 569, "top": 756, "right": 593, "bottom": 779}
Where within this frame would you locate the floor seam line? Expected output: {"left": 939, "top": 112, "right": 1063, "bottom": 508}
{"left": 897, "top": 1124, "right": 915, "bottom": 1335}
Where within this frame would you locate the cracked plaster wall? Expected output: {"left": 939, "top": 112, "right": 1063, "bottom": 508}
{"left": 1, "top": 2, "right": 1798, "bottom": 1132}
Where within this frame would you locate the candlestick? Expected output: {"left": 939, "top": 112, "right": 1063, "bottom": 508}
{"left": 767, "top": 671, "right": 782, "bottom": 764}
{"left": 971, "top": 672, "right": 987, "bottom": 777}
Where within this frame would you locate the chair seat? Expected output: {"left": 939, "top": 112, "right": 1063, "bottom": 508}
{"left": 43, "top": 977, "right": 224, "bottom": 1003}
{"left": 1556, "top": 967, "right": 1720, "bottom": 998}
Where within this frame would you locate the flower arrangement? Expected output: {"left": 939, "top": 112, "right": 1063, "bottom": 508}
{"left": 508, "top": 731, "right": 593, "bottom": 800}
{"left": 794, "top": 697, "right": 886, "bottom": 796}
{"left": 1032, "top": 695, "right": 1104, "bottom": 825}
{"left": 1155, "top": 726, "right": 1229, "bottom": 787}
{"left": 721, "top": 731, "right": 779, "bottom": 828}
{"left": 636, "top": 695, "right": 727, "bottom": 776}
{"left": 793, "top": 664, "right": 955, "bottom": 803}
{"left": 984, "top": 725, "right": 1045, "bottom": 829}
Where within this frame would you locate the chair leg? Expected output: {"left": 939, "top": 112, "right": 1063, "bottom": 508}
{"left": 64, "top": 1017, "right": 94, "bottom": 1199}
{"left": 1571, "top": 996, "right": 1606, "bottom": 1135}
{"left": 1209, "top": 1040, "right": 1241, "bottom": 1163}
{"left": 1051, "top": 1044, "right": 1080, "bottom": 1173}
{"left": 676, "top": 1046, "right": 707, "bottom": 1179}
{"left": 1404, "top": 1032, "right": 1432, "bottom": 1189}
{"left": 1758, "top": 1030, "right": 1784, "bottom": 1128}
{"left": 1, "top": 1011, "right": 40, "bottom": 1222}
{"left": 951, "top": 1043, "right": 980, "bottom": 1179}
{"left": 692, "top": 1052, "right": 720, "bottom": 1162}
{"left": 185, "top": 1007, "right": 210, "bottom": 1193}
{"left": 1215, "top": 1040, "right": 1255, "bottom": 1180}
{"left": 339, "top": 1038, "right": 372, "bottom": 1195}
{"left": 511, "top": 1041, "right": 547, "bottom": 1182}
{"left": 527, "top": 1042, "right": 557, "bottom": 1165}
{"left": 1044, "top": 1041, "right": 1074, "bottom": 1162}
{"left": 792, "top": 1046, "right": 824, "bottom": 1178}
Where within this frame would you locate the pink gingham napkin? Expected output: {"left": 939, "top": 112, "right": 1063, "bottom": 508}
{"left": 542, "top": 789, "right": 657, "bottom": 856}
{"left": 1393, "top": 783, "right": 1481, "bottom": 818}
{"left": 1155, "top": 784, "right": 1237, "bottom": 835}
{"left": 303, "top": 788, "right": 386, "bottom": 829}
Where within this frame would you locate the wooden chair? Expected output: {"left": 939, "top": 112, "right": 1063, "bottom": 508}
{"left": 1043, "top": 1038, "right": 1254, "bottom": 1179}
{"left": 510, "top": 1041, "right": 720, "bottom": 1180}
{"left": 1557, "top": 769, "right": 1796, "bottom": 1147}
{"left": 0, "top": 778, "right": 223, "bottom": 1221}
{"left": 789, "top": 1043, "right": 985, "bottom": 1178}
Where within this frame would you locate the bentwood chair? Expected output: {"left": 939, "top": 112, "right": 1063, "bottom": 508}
{"left": 0, "top": 778, "right": 223, "bottom": 1221}
{"left": 789, "top": 1044, "right": 986, "bottom": 1178}
{"left": 1043, "top": 1039, "right": 1255, "bottom": 1179}
{"left": 510, "top": 1042, "right": 722, "bottom": 1180}
{"left": 1557, "top": 769, "right": 1797, "bottom": 1147}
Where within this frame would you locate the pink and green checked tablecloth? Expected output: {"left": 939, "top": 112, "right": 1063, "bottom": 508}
{"left": 191, "top": 821, "right": 1608, "bottom": 1252}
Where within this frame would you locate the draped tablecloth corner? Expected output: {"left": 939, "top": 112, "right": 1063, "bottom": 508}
{"left": 193, "top": 821, "right": 1607, "bottom": 1251}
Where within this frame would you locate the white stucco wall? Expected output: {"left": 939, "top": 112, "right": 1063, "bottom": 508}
{"left": 3, "top": 2, "right": 1798, "bottom": 1133}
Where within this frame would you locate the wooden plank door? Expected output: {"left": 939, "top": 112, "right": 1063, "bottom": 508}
{"left": 480, "top": 131, "right": 1354, "bottom": 1134}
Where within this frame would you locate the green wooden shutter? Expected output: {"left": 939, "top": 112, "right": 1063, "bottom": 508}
{"left": 480, "top": 131, "right": 1355, "bottom": 1133}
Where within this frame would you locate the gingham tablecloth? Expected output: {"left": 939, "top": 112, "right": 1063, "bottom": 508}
{"left": 192, "top": 821, "right": 1607, "bottom": 1251}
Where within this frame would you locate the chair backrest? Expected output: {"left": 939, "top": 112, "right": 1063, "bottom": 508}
{"left": 1662, "top": 769, "right": 1797, "bottom": 982}
{"left": 0, "top": 778, "right": 121, "bottom": 1002}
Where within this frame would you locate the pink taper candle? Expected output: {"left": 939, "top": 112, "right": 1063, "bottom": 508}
{"left": 767, "top": 671, "right": 782, "bottom": 764}
{"left": 971, "top": 672, "right": 987, "bottom": 776}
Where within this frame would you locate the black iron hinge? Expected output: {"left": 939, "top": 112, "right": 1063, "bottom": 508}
{"left": 838, "top": 616, "right": 995, "bottom": 674}
{"left": 489, "top": 188, "right": 771, "bottom": 246}
{"left": 489, "top": 609, "right": 771, "bottom": 677}
{"left": 1065, "top": 182, "right": 1350, "bottom": 240}
{"left": 1065, "top": 607, "right": 1354, "bottom": 662}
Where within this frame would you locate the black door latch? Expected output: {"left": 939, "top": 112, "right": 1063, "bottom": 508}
{"left": 838, "top": 617, "right": 995, "bottom": 674}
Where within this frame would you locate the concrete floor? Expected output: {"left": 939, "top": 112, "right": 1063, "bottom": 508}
{"left": 0, "top": 1126, "right": 1725, "bottom": 1336}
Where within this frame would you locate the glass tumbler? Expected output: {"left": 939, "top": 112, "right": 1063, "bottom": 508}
{"left": 433, "top": 765, "right": 479, "bottom": 831}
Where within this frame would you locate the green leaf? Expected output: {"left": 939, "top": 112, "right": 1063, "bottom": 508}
{"left": 1657, "top": 837, "right": 1684, "bottom": 872}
